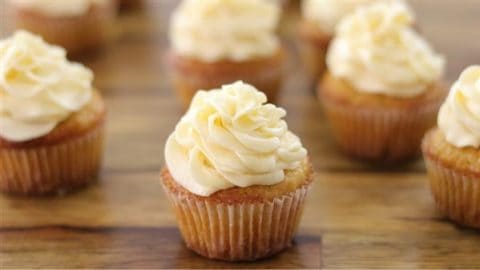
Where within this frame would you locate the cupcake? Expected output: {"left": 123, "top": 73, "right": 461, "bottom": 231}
{"left": 160, "top": 81, "right": 313, "bottom": 261}
{"left": 168, "top": 0, "right": 285, "bottom": 108}
{"left": 7, "top": 0, "right": 117, "bottom": 55}
{"left": 318, "top": 1, "right": 446, "bottom": 162}
{"left": 0, "top": 31, "right": 106, "bottom": 195}
{"left": 298, "top": 0, "right": 388, "bottom": 80}
{"left": 422, "top": 66, "right": 480, "bottom": 229}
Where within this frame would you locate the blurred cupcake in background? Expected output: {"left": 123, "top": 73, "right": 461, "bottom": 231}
{"left": 0, "top": 31, "right": 106, "bottom": 195}
{"left": 168, "top": 0, "right": 285, "bottom": 108}
{"left": 298, "top": 0, "right": 399, "bottom": 81}
{"left": 422, "top": 65, "right": 480, "bottom": 229}
{"left": 161, "top": 81, "right": 313, "bottom": 261}
{"left": 318, "top": 1, "right": 446, "bottom": 163}
{"left": 7, "top": 0, "right": 117, "bottom": 55}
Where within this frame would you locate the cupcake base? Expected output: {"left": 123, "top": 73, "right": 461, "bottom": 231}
{"left": 160, "top": 159, "right": 313, "bottom": 261}
{"left": 422, "top": 129, "right": 480, "bottom": 229}
{"left": 319, "top": 73, "right": 447, "bottom": 163}
{"left": 168, "top": 49, "right": 285, "bottom": 108}
{"left": 0, "top": 91, "right": 106, "bottom": 195}
{"left": 0, "top": 125, "right": 105, "bottom": 195}
{"left": 8, "top": 1, "right": 117, "bottom": 55}
{"left": 298, "top": 20, "right": 331, "bottom": 81}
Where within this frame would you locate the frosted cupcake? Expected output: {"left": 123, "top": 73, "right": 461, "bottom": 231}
{"left": 161, "top": 81, "right": 313, "bottom": 261}
{"left": 422, "top": 66, "right": 480, "bottom": 229}
{"left": 299, "top": 0, "right": 390, "bottom": 79}
{"left": 7, "top": 0, "right": 117, "bottom": 55}
{"left": 0, "top": 31, "right": 106, "bottom": 195}
{"left": 168, "top": 0, "right": 285, "bottom": 108}
{"left": 318, "top": 1, "right": 446, "bottom": 162}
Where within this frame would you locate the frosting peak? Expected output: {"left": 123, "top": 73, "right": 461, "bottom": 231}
{"left": 0, "top": 31, "right": 93, "bottom": 142}
{"left": 438, "top": 66, "right": 480, "bottom": 148}
{"left": 327, "top": 1, "right": 445, "bottom": 97}
{"left": 165, "top": 81, "right": 307, "bottom": 196}
{"left": 169, "top": 0, "right": 281, "bottom": 62}
{"left": 9, "top": 0, "right": 109, "bottom": 17}
{"left": 301, "top": 0, "right": 385, "bottom": 34}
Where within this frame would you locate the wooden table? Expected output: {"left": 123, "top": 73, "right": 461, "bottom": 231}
{"left": 1, "top": 0, "right": 479, "bottom": 269}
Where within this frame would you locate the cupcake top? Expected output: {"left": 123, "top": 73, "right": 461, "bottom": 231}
{"left": 0, "top": 31, "right": 93, "bottom": 142}
{"left": 165, "top": 81, "right": 307, "bottom": 196}
{"left": 9, "top": 0, "right": 109, "bottom": 17}
{"left": 169, "top": 0, "right": 281, "bottom": 63}
{"left": 301, "top": 0, "right": 386, "bottom": 34}
{"left": 438, "top": 66, "right": 480, "bottom": 148}
{"left": 327, "top": 1, "right": 445, "bottom": 98}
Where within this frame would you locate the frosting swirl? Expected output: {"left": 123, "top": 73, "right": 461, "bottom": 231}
{"left": 0, "top": 31, "right": 93, "bottom": 142}
{"left": 301, "top": 0, "right": 384, "bottom": 34}
{"left": 327, "top": 1, "right": 445, "bottom": 98}
{"left": 169, "top": 0, "right": 281, "bottom": 63}
{"left": 9, "top": 0, "right": 109, "bottom": 17}
{"left": 438, "top": 66, "right": 480, "bottom": 148}
{"left": 165, "top": 81, "right": 307, "bottom": 196}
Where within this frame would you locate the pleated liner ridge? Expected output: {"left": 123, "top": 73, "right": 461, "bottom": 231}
{"left": 0, "top": 125, "right": 105, "bottom": 195}
{"left": 162, "top": 182, "right": 311, "bottom": 261}
{"left": 322, "top": 100, "right": 440, "bottom": 162}
{"left": 425, "top": 156, "right": 480, "bottom": 229}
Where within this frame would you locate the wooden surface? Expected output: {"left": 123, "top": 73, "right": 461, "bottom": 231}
{"left": 1, "top": 0, "right": 480, "bottom": 269}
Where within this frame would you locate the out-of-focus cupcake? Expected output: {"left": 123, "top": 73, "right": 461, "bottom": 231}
{"left": 7, "top": 0, "right": 117, "bottom": 55}
{"left": 168, "top": 0, "right": 285, "bottom": 108}
{"left": 0, "top": 31, "right": 106, "bottom": 195}
{"left": 161, "top": 81, "right": 313, "bottom": 261}
{"left": 422, "top": 66, "right": 480, "bottom": 229}
{"left": 318, "top": 1, "right": 446, "bottom": 162}
{"left": 298, "top": 0, "right": 393, "bottom": 80}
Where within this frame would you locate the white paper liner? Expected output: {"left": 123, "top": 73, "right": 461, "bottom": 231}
{"left": 424, "top": 156, "right": 480, "bottom": 228}
{"left": 322, "top": 99, "right": 441, "bottom": 162}
{"left": 162, "top": 183, "right": 310, "bottom": 261}
{"left": 0, "top": 125, "right": 104, "bottom": 195}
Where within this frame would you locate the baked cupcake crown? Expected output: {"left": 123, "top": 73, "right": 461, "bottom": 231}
{"left": 165, "top": 81, "right": 307, "bottom": 196}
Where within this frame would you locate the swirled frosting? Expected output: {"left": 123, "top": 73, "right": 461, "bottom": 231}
{"left": 327, "top": 1, "right": 445, "bottom": 98}
{"left": 301, "top": 0, "right": 385, "bottom": 34}
{"left": 0, "top": 31, "right": 93, "bottom": 142}
{"left": 169, "top": 0, "right": 281, "bottom": 63}
{"left": 438, "top": 66, "right": 480, "bottom": 148}
{"left": 8, "top": 0, "right": 109, "bottom": 17}
{"left": 165, "top": 81, "right": 307, "bottom": 196}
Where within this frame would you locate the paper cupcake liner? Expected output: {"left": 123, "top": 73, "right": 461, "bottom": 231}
{"left": 161, "top": 183, "right": 310, "bottom": 261}
{"left": 8, "top": 1, "right": 117, "bottom": 55}
{"left": 322, "top": 99, "right": 440, "bottom": 162}
{"left": 0, "top": 124, "right": 105, "bottom": 195}
{"left": 171, "top": 61, "right": 283, "bottom": 108}
{"left": 424, "top": 156, "right": 480, "bottom": 228}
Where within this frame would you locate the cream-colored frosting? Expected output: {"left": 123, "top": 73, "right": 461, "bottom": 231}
{"left": 438, "top": 66, "right": 480, "bottom": 148}
{"left": 327, "top": 1, "right": 445, "bottom": 98}
{"left": 169, "top": 0, "right": 281, "bottom": 63}
{"left": 9, "top": 0, "right": 109, "bottom": 17}
{"left": 0, "top": 31, "right": 93, "bottom": 142}
{"left": 301, "top": 0, "right": 385, "bottom": 34}
{"left": 165, "top": 81, "right": 307, "bottom": 196}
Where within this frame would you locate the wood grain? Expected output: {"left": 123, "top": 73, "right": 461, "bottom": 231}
{"left": 1, "top": 0, "right": 479, "bottom": 269}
